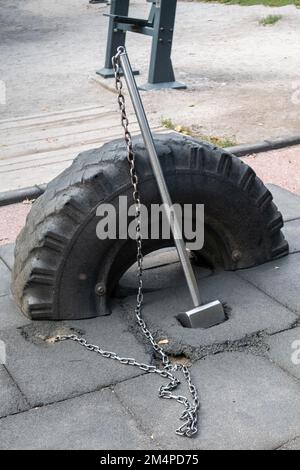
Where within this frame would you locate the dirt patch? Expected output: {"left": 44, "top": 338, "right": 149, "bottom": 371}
{"left": 20, "top": 322, "right": 84, "bottom": 346}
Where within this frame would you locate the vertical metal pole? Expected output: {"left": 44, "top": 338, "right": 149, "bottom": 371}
{"left": 139, "top": 0, "right": 186, "bottom": 91}
{"left": 97, "top": 0, "right": 140, "bottom": 78}
{"left": 119, "top": 50, "right": 202, "bottom": 308}
{"left": 148, "top": 0, "right": 176, "bottom": 84}
{"left": 104, "top": 0, "right": 128, "bottom": 70}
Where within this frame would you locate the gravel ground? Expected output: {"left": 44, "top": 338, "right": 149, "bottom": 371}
{"left": 0, "top": 0, "right": 300, "bottom": 143}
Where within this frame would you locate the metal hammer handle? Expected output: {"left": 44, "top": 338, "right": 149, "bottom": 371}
{"left": 118, "top": 48, "right": 202, "bottom": 308}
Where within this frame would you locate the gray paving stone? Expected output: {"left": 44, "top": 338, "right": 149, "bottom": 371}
{"left": 280, "top": 437, "right": 300, "bottom": 450}
{"left": 0, "top": 388, "right": 151, "bottom": 450}
{"left": 0, "top": 243, "right": 14, "bottom": 271}
{"left": 0, "top": 260, "right": 11, "bottom": 297}
{"left": 238, "top": 253, "right": 300, "bottom": 316}
{"left": 0, "top": 306, "right": 150, "bottom": 407}
{"left": 0, "top": 365, "right": 29, "bottom": 418}
{"left": 115, "top": 352, "right": 300, "bottom": 450}
{"left": 267, "top": 184, "right": 300, "bottom": 222}
{"left": 282, "top": 219, "right": 300, "bottom": 254}
{"left": 0, "top": 295, "right": 31, "bottom": 330}
{"left": 267, "top": 327, "right": 300, "bottom": 380}
{"left": 122, "top": 271, "right": 296, "bottom": 356}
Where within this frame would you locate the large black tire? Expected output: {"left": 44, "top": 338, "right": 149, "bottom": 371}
{"left": 12, "top": 133, "right": 288, "bottom": 320}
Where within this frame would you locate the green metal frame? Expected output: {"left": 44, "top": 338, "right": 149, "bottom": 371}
{"left": 96, "top": 0, "right": 186, "bottom": 90}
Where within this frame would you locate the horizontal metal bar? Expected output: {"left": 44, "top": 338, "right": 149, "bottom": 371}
{"left": 114, "top": 24, "right": 154, "bottom": 37}
{"left": 104, "top": 13, "right": 151, "bottom": 27}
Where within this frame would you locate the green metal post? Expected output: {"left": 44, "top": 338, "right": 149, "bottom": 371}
{"left": 97, "top": 0, "right": 139, "bottom": 78}
{"left": 139, "top": 0, "right": 186, "bottom": 90}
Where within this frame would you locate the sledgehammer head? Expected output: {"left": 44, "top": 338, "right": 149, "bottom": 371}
{"left": 177, "top": 300, "right": 226, "bottom": 329}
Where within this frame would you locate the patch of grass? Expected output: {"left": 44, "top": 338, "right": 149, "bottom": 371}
{"left": 199, "top": 134, "right": 237, "bottom": 148}
{"left": 161, "top": 117, "right": 175, "bottom": 130}
{"left": 161, "top": 118, "right": 237, "bottom": 148}
{"left": 161, "top": 118, "right": 193, "bottom": 135}
{"left": 196, "top": 0, "right": 300, "bottom": 6}
{"left": 259, "top": 14, "right": 282, "bottom": 25}
{"left": 173, "top": 124, "right": 194, "bottom": 136}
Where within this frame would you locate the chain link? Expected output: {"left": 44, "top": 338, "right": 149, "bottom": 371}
{"left": 56, "top": 46, "right": 199, "bottom": 438}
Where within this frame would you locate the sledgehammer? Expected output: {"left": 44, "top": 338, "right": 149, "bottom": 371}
{"left": 117, "top": 47, "right": 225, "bottom": 329}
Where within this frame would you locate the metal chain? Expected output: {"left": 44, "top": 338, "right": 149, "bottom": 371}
{"left": 55, "top": 46, "right": 199, "bottom": 438}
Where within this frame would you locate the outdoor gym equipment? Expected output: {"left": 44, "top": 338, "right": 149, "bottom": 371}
{"left": 12, "top": 140, "right": 289, "bottom": 322}
{"left": 12, "top": 47, "right": 290, "bottom": 438}
{"left": 11, "top": 48, "right": 289, "bottom": 441}
{"left": 97, "top": 0, "right": 186, "bottom": 90}
{"left": 56, "top": 48, "right": 201, "bottom": 439}
{"left": 11, "top": 125, "right": 289, "bottom": 322}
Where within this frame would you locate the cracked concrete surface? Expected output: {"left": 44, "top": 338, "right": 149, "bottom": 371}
{"left": 19, "top": 322, "right": 84, "bottom": 346}
{"left": 0, "top": 184, "right": 300, "bottom": 449}
{"left": 115, "top": 353, "right": 300, "bottom": 450}
{"left": 279, "top": 436, "right": 300, "bottom": 450}
{"left": 121, "top": 268, "right": 297, "bottom": 360}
